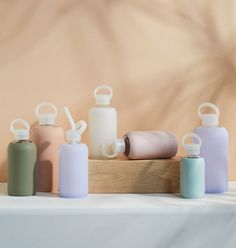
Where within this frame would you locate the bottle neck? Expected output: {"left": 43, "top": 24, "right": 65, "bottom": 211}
{"left": 67, "top": 140, "right": 81, "bottom": 144}
{"left": 39, "top": 123, "right": 55, "bottom": 127}
{"left": 186, "top": 154, "right": 200, "bottom": 159}
{"left": 202, "top": 124, "right": 218, "bottom": 128}
{"left": 14, "top": 139, "right": 30, "bottom": 143}
{"left": 123, "top": 136, "right": 130, "bottom": 156}
{"left": 95, "top": 104, "right": 112, "bottom": 108}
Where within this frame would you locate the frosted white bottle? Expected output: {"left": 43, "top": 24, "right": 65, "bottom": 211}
{"left": 89, "top": 85, "right": 117, "bottom": 158}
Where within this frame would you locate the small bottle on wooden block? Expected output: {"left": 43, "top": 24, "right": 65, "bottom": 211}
{"left": 101, "top": 131, "right": 178, "bottom": 159}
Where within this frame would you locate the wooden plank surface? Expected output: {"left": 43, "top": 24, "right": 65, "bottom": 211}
{"left": 89, "top": 157, "right": 180, "bottom": 193}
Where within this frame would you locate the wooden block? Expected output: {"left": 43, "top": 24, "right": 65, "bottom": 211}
{"left": 89, "top": 157, "right": 180, "bottom": 193}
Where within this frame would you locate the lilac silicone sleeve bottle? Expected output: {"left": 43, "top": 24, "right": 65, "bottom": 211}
{"left": 194, "top": 103, "right": 228, "bottom": 193}
{"left": 59, "top": 107, "right": 88, "bottom": 198}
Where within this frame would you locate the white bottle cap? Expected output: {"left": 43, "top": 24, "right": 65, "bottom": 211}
{"left": 10, "top": 119, "right": 30, "bottom": 140}
{"left": 36, "top": 102, "right": 58, "bottom": 125}
{"left": 64, "top": 107, "right": 87, "bottom": 143}
{"left": 94, "top": 85, "right": 113, "bottom": 105}
{"left": 198, "top": 102, "right": 219, "bottom": 127}
{"left": 101, "top": 139, "right": 125, "bottom": 158}
{"left": 182, "top": 133, "right": 202, "bottom": 156}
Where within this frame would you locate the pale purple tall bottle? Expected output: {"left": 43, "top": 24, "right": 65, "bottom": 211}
{"left": 59, "top": 107, "right": 88, "bottom": 198}
{"left": 194, "top": 103, "right": 228, "bottom": 193}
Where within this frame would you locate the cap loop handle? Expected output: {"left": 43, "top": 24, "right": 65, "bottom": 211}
{"left": 10, "top": 119, "right": 30, "bottom": 140}
{"left": 101, "top": 139, "right": 118, "bottom": 159}
{"left": 36, "top": 102, "right": 58, "bottom": 118}
{"left": 182, "top": 133, "right": 202, "bottom": 147}
{"left": 198, "top": 102, "right": 219, "bottom": 118}
{"left": 93, "top": 85, "right": 113, "bottom": 99}
{"left": 10, "top": 119, "right": 30, "bottom": 134}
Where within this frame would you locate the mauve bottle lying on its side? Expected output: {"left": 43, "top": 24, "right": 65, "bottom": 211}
{"left": 101, "top": 130, "right": 178, "bottom": 159}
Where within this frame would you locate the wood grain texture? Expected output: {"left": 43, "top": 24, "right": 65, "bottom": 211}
{"left": 89, "top": 157, "right": 180, "bottom": 193}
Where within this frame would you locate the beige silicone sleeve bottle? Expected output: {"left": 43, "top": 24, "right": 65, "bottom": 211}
{"left": 30, "top": 102, "right": 64, "bottom": 193}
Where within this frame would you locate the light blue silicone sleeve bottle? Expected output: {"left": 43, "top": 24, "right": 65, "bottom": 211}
{"left": 180, "top": 133, "right": 205, "bottom": 199}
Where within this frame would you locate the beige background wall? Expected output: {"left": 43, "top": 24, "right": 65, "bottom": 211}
{"left": 0, "top": 0, "right": 236, "bottom": 181}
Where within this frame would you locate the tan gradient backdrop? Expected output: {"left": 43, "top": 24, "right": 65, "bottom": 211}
{"left": 0, "top": 0, "right": 236, "bottom": 181}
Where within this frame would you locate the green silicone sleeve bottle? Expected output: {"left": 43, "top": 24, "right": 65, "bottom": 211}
{"left": 8, "top": 119, "right": 37, "bottom": 196}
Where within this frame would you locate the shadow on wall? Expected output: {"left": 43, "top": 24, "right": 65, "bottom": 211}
{"left": 0, "top": 0, "right": 235, "bottom": 97}
{"left": 0, "top": 0, "right": 236, "bottom": 180}
{"left": 118, "top": 0, "right": 236, "bottom": 126}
